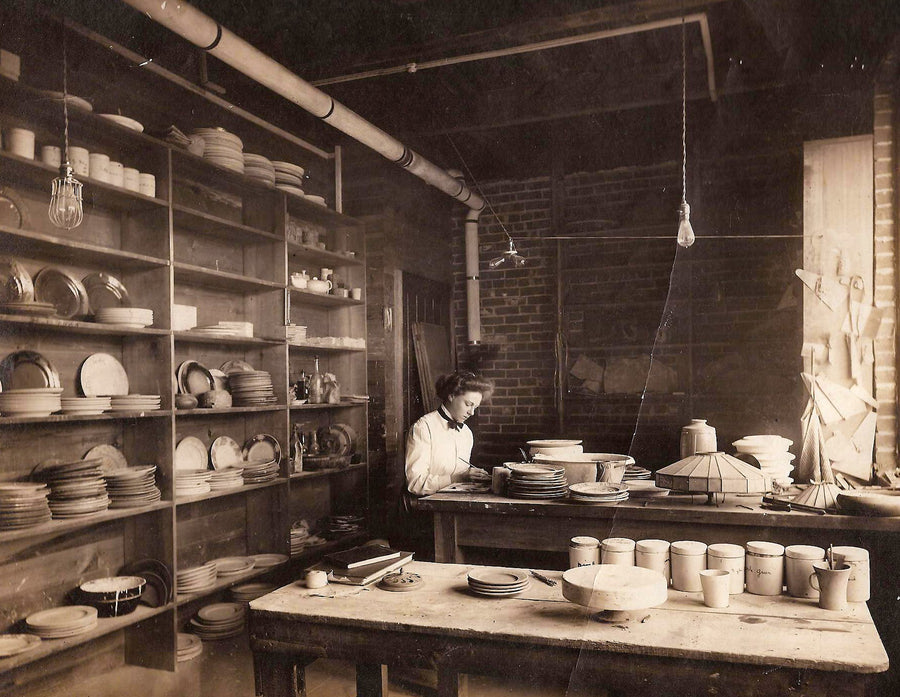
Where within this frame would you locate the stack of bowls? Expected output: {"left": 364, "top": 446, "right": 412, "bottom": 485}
{"left": 76, "top": 576, "right": 145, "bottom": 617}
{"left": 733, "top": 435, "right": 794, "bottom": 487}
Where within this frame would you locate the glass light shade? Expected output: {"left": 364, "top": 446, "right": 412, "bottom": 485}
{"left": 49, "top": 164, "right": 83, "bottom": 229}
{"left": 677, "top": 201, "right": 695, "bottom": 248}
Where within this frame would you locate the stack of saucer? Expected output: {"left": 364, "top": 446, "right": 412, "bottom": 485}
{"left": 175, "top": 470, "right": 212, "bottom": 498}
{"left": 273, "top": 161, "right": 305, "bottom": 196}
{"left": 0, "top": 482, "right": 51, "bottom": 530}
{"left": 567, "top": 482, "right": 630, "bottom": 505}
{"left": 109, "top": 394, "right": 161, "bottom": 412}
{"left": 177, "top": 632, "right": 203, "bottom": 663}
{"left": 36, "top": 459, "right": 110, "bottom": 519}
{"left": 506, "top": 464, "right": 568, "bottom": 500}
{"left": 212, "top": 556, "right": 255, "bottom": 577}
{"left": 623, "top": 464, "right": 653, "bottom": 481}
{"left": 60, "top": 396, "right": 111, "bottom": 416}
{"left": 326, "top": 513, "right": 364, "bottom": 537}
{"left": 26, "top": 606, "right": 98, "bottom": 638}
{"left": 467, "top": 568, "right": 530, "bottom": 597}
{"left": 190, "top": 602, "right": 246, "bottom": 641}
{"left": 733, "top": 435, "right": 795, "bottom": 487}
{"left": 176, "top": 561, "right": 218, "bottom": 596}
{"left": 209, "top": 468, "right": 244, "bottom": 491}
{"left": 94, "top": 307, "right": 153, "bottom": 328}
{"left": 241, "top": 459, "right": 279, "bottom": 484}
{"left": 104, "top": 465, "right": 161, "bottom": 508}
{"left": 230, "top": 582, "right": 277, "bottom": 603}
{"left": 228, "top": 371, "right": 276, "bottom": 406}
{"left": 191, "top": 128, "right": 244, "bottom": 172}
{"left": 0, "top": 388, "right": 63, "bottom": 417}
{"left": 243, "top": 153, "right": 276, "bottom": 186}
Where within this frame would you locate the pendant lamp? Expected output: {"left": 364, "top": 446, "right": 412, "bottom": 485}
{"left": 676, "top": 15, "right": 695, "bottom": 248}
{"left": 48, "top": 28, "right": 83, "bottom": 230}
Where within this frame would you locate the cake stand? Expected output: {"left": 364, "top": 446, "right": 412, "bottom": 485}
{"left": 562, "top": 565, "right": 668, "bottom": 623}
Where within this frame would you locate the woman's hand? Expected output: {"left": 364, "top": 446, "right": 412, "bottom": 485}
{"left": 467, "top": 466, "right": 491, "bottom": 482}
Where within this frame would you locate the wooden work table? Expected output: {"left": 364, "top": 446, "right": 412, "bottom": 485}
{"left": 249, "top": 561, "right": 888, "bottom": 697}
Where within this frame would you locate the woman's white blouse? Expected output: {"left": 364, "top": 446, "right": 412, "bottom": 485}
{"left": 405, "top": 410, "right": 473, "bottom": 496}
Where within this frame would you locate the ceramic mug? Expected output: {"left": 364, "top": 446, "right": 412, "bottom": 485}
{"left": 351, "top": 287, "right": 362, "bottom": 301}
{"left": 334, "top": 288, "right": 349, "bottom": 298}
{"left": 700, "top": 569, "right": 730, "bottom": 608}
{"left": 307, "top": 278, "right": 332, "bottom": 294}
{"left": 809, "top": 562, "right": 851, "bottom": 611}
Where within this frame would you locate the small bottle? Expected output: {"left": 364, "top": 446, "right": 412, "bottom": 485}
{"left": 307, "top": 429, "right": 319, "bottom": 456}
{"left": 309, "top": 356, "right": 323, "bottom": 404}
{"left": 296, "top": 370, "right": 308, "bottom": 402}
{"left": 290, "top": 424, "right": 305, "bottom": 473}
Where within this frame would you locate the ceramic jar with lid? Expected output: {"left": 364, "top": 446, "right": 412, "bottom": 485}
{"left": 670, "top": 540, "right": 707, "bottom": 592}
{"left": 680, "top": 419, "right": 717, "bottom": 458}
{"left": 568, "top": 536, "right": 600, "bottom": 569}
{"left": 832, "top": 546, "right": 870, "bottom": 602}
{"left": 707, "top": 543, "right": 745, "bottom": 594}
{"left": 600, "top": 537, "right": 635, "bottom": 566}
{"left": 784, "top": 545, "right": 825, "bottom": 598}
{"left": 635, "top": 539, "right": 670, "bottom": 582}
{"left": 745, "top": 541, "right": 785, "bottom": 595}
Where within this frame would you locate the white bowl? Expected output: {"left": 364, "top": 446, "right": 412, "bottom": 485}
{"left": 534, "top": 452, "right": 633, "bottom": 485}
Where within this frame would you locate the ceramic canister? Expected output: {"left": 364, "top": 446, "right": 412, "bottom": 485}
{"left": 745, "top": 541, "right": 785, "bottom": 595}
{"left": 139, "top": 172, "right": 156, "bottom": 197}
{"left": 69, "top": 146, "right": 90, "bottom": 176}
{"left": 600, "top": 537, "right": 635, "bottom": 566}
{"left": 41, "top": 145, "right": 61, "bottom": 168}
{"left": 680, "top": 419, "right": 717, "bottom": 458}
{"left": 107, "top": 160, "right": 124, "bottom": 187}
{"left": 670, "top": 540, "right": 707, "bottom": 592}
{"left": 832, "top": 546, "right": 870, "bottom": 602}
{"left": 7, "top": 127, "right": 35, "bottom": 159}
{"left": 568, "top": 536, "right": 600, "bottom": 569}
{"left": 635, "top": 539, "right": 670, "bottom": 582}
{"left": 123, "top": 167, "right": 140, "bottom": 192}
{"left": 785, "top": 545, "right": 825, "bottom": 598}
{"left": 89, "top": 152, "right": 110, "bottom": 182}
{"left": 707, "top": 543, "right": 745, "bottom": 594}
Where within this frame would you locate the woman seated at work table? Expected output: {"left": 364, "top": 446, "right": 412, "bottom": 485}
{"left": 405, "top": 370, "right": 494, "bottom": 496}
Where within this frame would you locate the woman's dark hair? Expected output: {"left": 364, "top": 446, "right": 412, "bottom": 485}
{"left": 435, "top": 370, "right": 494, "bottom": 402}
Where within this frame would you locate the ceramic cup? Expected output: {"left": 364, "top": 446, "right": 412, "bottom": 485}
{"left": 123, "top": 167, "right": 140, "bottom": 192}
{"left": 305, "top": 569, "right": 329, "bottom": 589}
{"left": 351, "top": 287, "right": 362, "bottom": 301}
{"left": 334, "top": 288, "right": 349, "bottom": 298}
{"left": 7, "top": 127, "right": 35, "bottom": 159}
{"left": 41, "top": 145, "right": 61, "bottom": 168}
{"left": 107, "top": 160, "right": 124, "bottom": 187}
{"left": 809, "top": 562, "right": 851, "bottom": 611}
{"left": 89, "top": 152, "right": 110, "bottom": 182}
{"left": 139, "top": 172, "right": 156, "bottom": 197}
{"left": 700, "top": 569, "right": 730, "bottom": 608}
{"left": 69, "top": 146, "right": 90, "bottom": 176}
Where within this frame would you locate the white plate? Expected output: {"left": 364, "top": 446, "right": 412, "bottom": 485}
{"left": 84, "top": 444, "right": 129, "bottom": 473}
{"left": 97, "top": 114, "right": 144, "bottom": 132}
{"left": 251, "top": 553, "right": 288, "bottom": 568}
{"left": 175, "top": 437, "right": 208, "bottom": 471}
{"left": 79, "top": 353, "right": 129, "bottom": 396}
{"left": 26, "top": 605, "right": 97, "bottom": 629}
{"left": 210, "top": 436, "right": 242, "bottom": 470}
{"left": 0, "top": 634, "right": 42, "bottom": 657}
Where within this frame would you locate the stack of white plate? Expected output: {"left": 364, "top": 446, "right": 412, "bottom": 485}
{"left": 228, "top": 371, "right": 276, "bottom": 406}
{"left": 290, "top": 525, "right": 311, "bottom": 556}
{"left": 189, "top": 325, "right": 242, "bottom": 337}
{"left": 109, "top": 394, "right": 161, "bottom": 412}
{"left": 240, "top": 459, "right": 279, "bottom": 484}
{"left": 230, "top": 582, "right": 277, "bottom": 603}
{"left": 327, "top": 513, "right": 364, "bottom": 536}
{"left": 191, "top": 128, "right": 244, "bottom": 172}
{"left": 104, "top": 465, "right": 161, "bottom": 508}
{"left": 0, "top": 482, "right": 51, "bottom": 530}
{"left": 60, "top": 396, "right": 111, "bottom": 415}
{"left": 624, "top": 480, "right": 670, "bottom": 498}
{"left": 568, "top": 482, "right": 630, "bottom": 505}
{"left": 176, "top": 561, "right": 218, "bottom": 596}
{"left": 175, "top": 470, "right": 212, "bottom": 498}
{"left": 37, "top": 459, "right": 110, "bottom": 519}
{"left": 467, "top": 568, "right": 530, "bottom": 597}
{"left": 243, "top": 153, "right": 276, "bottom": 186}
{"left": 251, "top": 553, "right": 288, "bottom": 570}
{"left": 303, "top": 194, "right": 327, "bottom": 207}
{"left": 0, "top": 387, "right": 63, "bottom": 417}
{"left": 189, "top": 602, "right": 246, "bottom": 641}
{"left": 272, "top": 161, "right": 305, "bottom": 196}
{"left": 176, "top": 632, "right": 203, "bottom": 662}
{"left": 506, "top": 463, "right": 568, "bottom": 500}
{"left": 209, "top": 468, "right": 244, "bottom": 491}
{"left": 94, "top": 307, "right": 153, "bottom": 328}
{"left": 733, "top": 435, "right": 795, "bottom": 487}
{"left": 26, "top": 606, "right": 98, "bottom": 638}
{"left": 623, "top": 465, "right": 653, "bottom": 480}
{"left": 212, "top": 556, "right": 255, "bottom": 577}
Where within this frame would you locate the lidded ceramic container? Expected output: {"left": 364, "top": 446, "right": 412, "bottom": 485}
{"left": 670, "top": 540, "right": 707, "bottom": 592}
{"left": 635, "top": 539, "right": 670, "bottom": 582}
{"left": 745, "top": 541, "right": 784, "bottom": 595}
{"left": 707, "top": 543, "right": 745, "bottom": 594}
{"left": 832, "top": 546, "right": 870, "bottom": 602}
{"left": 568, "top": 536, "right": 600, "bottom": 569}
{"left": 600, "top": 537, "right": 635, "bottom": 566}
{"left": 785, "top": 545, "right": 825, "bottom": 598}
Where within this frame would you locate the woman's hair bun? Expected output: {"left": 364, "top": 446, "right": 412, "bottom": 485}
{"left": 435, "top": 370, "right": 494, "bottom": 402}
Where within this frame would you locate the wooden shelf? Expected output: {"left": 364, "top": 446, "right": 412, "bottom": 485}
{"left": 172, "top": 204, "right": 282, "bottom": 244}
{"left": 0, "top": 314, "right": 169, "bottom": 337}
{"left": 0, "top": 603, "right": 173, "bottom": 674}
{"left": 174, "top": 331, "right": 283, "bottom": 346}
{"left": 174, "top": 477, "right": 287, "bottom": 506}
{"left": 175, "top": 405, "right": 286, "bottom": 417}
{"left": 0, "top": 225, "right": 169, "bottom": 269}
{"left": 0, "top": 410, "right": 172, "bottom": 426}
{"left": 289, "top": 288, "right": 364, "bottom": 308}
{"left": 284, "top": 196, "right": 362, "bottom": 229}
{"left": 288, "top": 342, "right": 366, "bottom": 353}
{"left": 287, "top": 242, "right": 363, "bottom": 267}
{"left": 0, "top": 501, "right": 172, "bottom": 544}
{"left": 290, "top": 462, "right": 366, "bottom": 481}
{"left": 289, "top": 402, "right": 366, "bottom": 412}
{"left": 173, "top": 262, "right": 283, "bottom": 292}
{"left": 0, "top": 152, "right": 168, "bottom": 212}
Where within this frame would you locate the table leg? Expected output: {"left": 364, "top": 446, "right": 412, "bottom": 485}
{"left": 252, "top": 650, "right": 310, "bottom": 697}
{"left": 356, "top": 663, "right": 387, "bottom": 697}
{"left": 436, "top": 665, "right": 469, "bottom": 697}
{"left": 434, "top": 512, "right": 464, "bottom": 563}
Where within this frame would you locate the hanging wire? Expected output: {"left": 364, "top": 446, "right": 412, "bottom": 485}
{"left": 446, "top": 135, "right": 514, "bottom": 243}
{"left": 681, "top": 14, "right": 687, "bottom": 207}
{"left": 62, "top": 27, "right": 71, "bottom": 163}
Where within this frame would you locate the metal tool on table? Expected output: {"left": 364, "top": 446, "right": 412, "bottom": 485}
{"left": 529, "top": 570, "right": 557, "bottom": 587}
{"left": 761, "top": 494, "right": 827, "bottom": 515}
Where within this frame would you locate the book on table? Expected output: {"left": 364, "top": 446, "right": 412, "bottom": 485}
{"left": 325, "top": 543, "right": 403, "bottom": 569}
{"left": 309, "top": 551, "right": 414, "bottom": 586}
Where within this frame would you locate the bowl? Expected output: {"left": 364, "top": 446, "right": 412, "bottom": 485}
{"left": 175, "top": 394, "right": 198, "bottom": 409}
{"left": 77, "top": 575, "right": 145, "bottom": 617}
{"left": 836, "top": 490, "right": 900, "bottom": 517}
{"left": 198, "top": 389, "right": 232, "bottom": 409}
{"left": 534, "top": 452, "right": 634, "bottom": 485}
{"left": 527, "top": 439, "right": 583, "bottom": 458}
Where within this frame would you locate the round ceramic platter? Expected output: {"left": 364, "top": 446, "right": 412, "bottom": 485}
{"left": 177, "top": 361, "right": 214, "bottom": 395}
{"left": 0, "top": 350, "right": 61, "bottom": 390}
{"left": 79, "top": 353, "right": 129, "bottom": 396}
{"left": 241, "top": 434, "right": 281, "bottom": 463}
{"left": 251, "top": 553, "right": 288, "bottom": 569}
{"left": 467, "top": 568, "right": 528, "bottom": 586}
{"left": 210, "top": 436, "right": 242, "bottom": 470}
{"left": 220, "top": 360, "right": 255, "bottom": 375}
{"left": 0, "top": 188, "right": 30, "bottom": 230}
{"left": 175, "top": 437, "right": 209, "bottom": 470}
{"left": 0, "top": 301, "right": 56, "bottom": 317}
{"left": 84, "top": 444, "right": 129, "bottom": 473}
{"left": 569, "top": 483, "right": 628, "bottom": 496}
{"left": 34, "top": 90, "right": 92, "bottom": 111}
{"left": 82, "top": 272, "right": 131, "bottom": 312}
{"left": 212, "top": 557, "right": 254, "bottom": 575}
{"left": 97, "top": 113, "right": 144, "bottom": 132}
{"left": 0, "top": 257, "right": 34, "bottom": 303}
{"left": 506, "top": 464, "right": 564, "bottom": 477}
{"left": 26, "top": 605, "right": 97, "bottom": 629}
{"left": 624, "top": 481, "right": 669, "bottom": 497}
{"left": 197, "top": 602, "right": 244, "bottom": 623}
{"left": 526, "top": 439, "right": 582, "bottom": 447}
{"left": 303, "top": 195, "right": 326, "bottom": 206}
{"left": 34, "top": 267, "right": 89, "bottom": 318}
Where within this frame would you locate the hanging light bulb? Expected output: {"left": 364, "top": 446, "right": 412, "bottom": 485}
{"left": 489, "top": 237, "right": 526, "bottom": 269}
{"left": 48, "top": 28, "right": 83, "bottom": 230}
{"left": 676, "top": 14, "right": 695, "bottom": 248}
